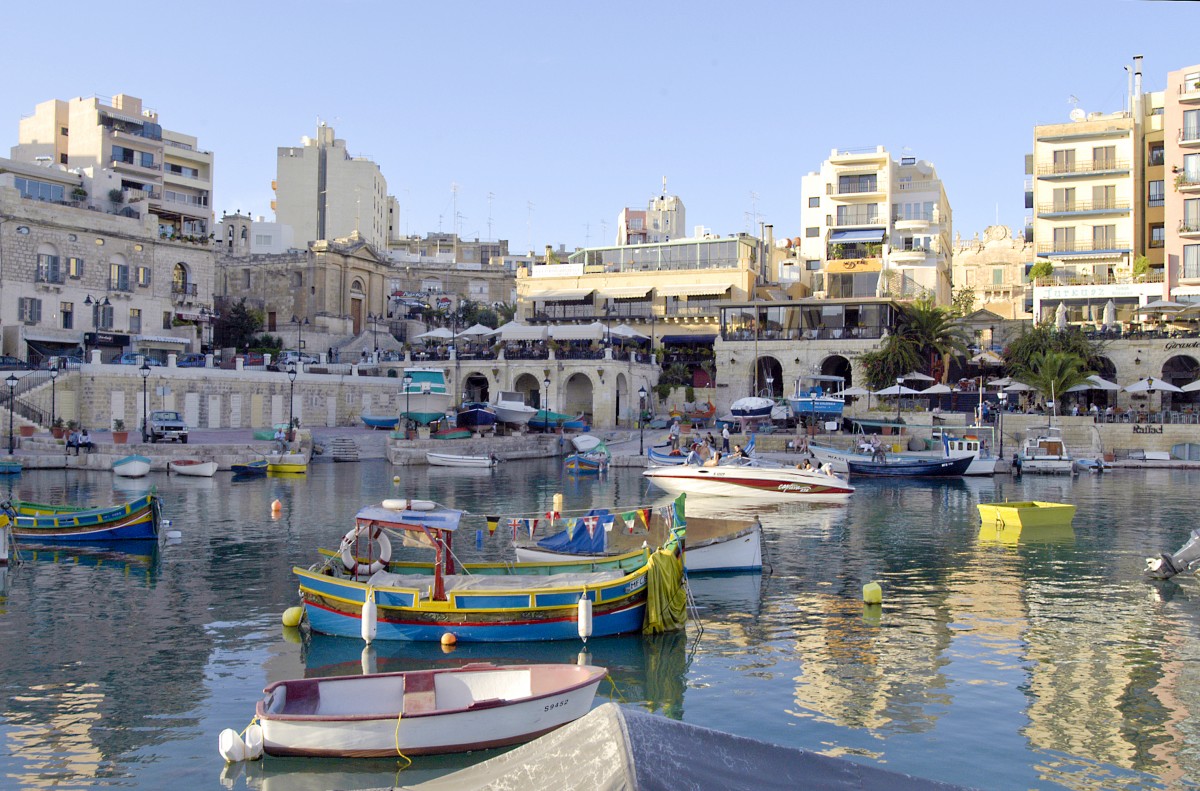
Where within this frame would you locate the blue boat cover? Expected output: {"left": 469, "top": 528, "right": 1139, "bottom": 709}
{"left": 536, "top": 509, "right": 614, "bottom": 554}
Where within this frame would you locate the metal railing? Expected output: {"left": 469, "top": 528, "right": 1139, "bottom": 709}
{"left": 1035, "top": 160, "right": 1130, "bottom": 176}
{"left": 1037, "top": 200, "right": 1130, "bottom": 214}
{"left": 172, "top": 283, "right": 199, "bottom": 297}
{"left": 1036, "top": 240, "right": 1131, "bottom": 255}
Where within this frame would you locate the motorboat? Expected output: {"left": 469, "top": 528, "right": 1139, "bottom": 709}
{"left": 730, "top": 397, "right": 774, "bottom": 420}
{"left": 492, "top": 391, "right": 538, "bottom": 426}
{"left": 251, "top": 663, "right": 606, "bottom": 758}
{"left": 112, "top": 454, "right": 151, "bottom": 478}
{"left": 1019, "top": 426, "right": 1073, "bottom": 474}
{"left": 787, "top": 375, "right": 846, "bottom": 419}
{"left": 643, "top": 458, "right": 852, "bottom": 500}
{"left": 846, "top": 455, "right": 973, "bottom": 478}
{"left": 808, "top": 427, "right": 998, "bottom": 476}
{"left": 167, "top": 459, "right": 218, "bottom": 477}
{"left": 426, "top": 452, "right": 497, "bottom": 468}
{"left": 456, "top": 402, "right": 497, "bottom": 431}
{"left": 400, "top": 368, "right": 452, "bottom": 426}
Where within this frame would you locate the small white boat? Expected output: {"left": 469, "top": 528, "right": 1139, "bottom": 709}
{"left": 112, "top": 454, "right": 151, "bottom": 478}
{"left": 570, "top": 434, "right": 603, "bottom": 453}
{"left": 254, "top": 662, "right": 607, "bottom": 757}
{"left": 426, "top": 451, "right": 497, "bottom": 468}
{"left": 1019, "top": 426, "right": 1073, "bottom": 474}
{"left": 644, "top": 458, "right": 853, "bottom": 500}
{"left": 167, "top": 459, "right": 218, "bottom": 477}
{"left": 730, "top": 397, "right": 774, "bottom": 420}
{"left": 492, "top": 391, "right": 538, "bottom": 426}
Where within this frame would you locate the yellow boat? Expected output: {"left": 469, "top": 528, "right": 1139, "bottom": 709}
{"left": 268, "top": 463, "right": 307, "bottom": 475}
{"left": 977, "top": 501, "right": 1075, "bottom": 530}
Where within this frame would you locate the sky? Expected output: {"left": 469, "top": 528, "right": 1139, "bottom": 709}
{"left": 6, "top": 1, "right": 1198, "bottom": 254}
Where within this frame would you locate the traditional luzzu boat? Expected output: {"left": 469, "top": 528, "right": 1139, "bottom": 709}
{"left": 529, "top": 410, "right": 585, "bottom": 432}
{"left": 0, "top": 459, "right": 22, "bottom": 475}
{"left": 646, "top": 446, "right": 688, "bottom": 465}
{"left": 2, "top": 494, "right": 161, "bottom": 542}
{"left": 249, "top": 663, "right": 607, "bottom": 758}
{"left": 564, "top": 438, "right": 609, "bottom": 475}
{"left": 294, "top": 499, "right": 686, "bottom": 642}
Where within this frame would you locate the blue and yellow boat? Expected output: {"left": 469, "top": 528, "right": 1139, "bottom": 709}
{"left": 294, "top": 500, "right": 684, "bottom": 642}
{"left": 2, "top": 494, "right": 160, "bottom": 542}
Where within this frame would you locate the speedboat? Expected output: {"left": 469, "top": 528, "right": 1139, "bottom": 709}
{"left": 730, "top": 397, "right": 774, "bottom": 420}
{"left": 643, "top": 458, "right": 853, "bottom": 500}
{"left": 1019, "top": 426, "right": 1073, "bottom": 474}
{"left": 492, "top": 391, "right": 538, "bottom": 426}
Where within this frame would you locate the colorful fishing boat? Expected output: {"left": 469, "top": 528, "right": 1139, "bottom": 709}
{"left": 2, "top": 494, "right": 161, "bottom": 542}
{"left": 250, "top": 663, "right": 606, "bottom": 758}
{"left": 646, "top": 446, "right": 689, "bottom": 465}
{"left": 294, "top": 499, "right": 686, "bottom": 642}
{"left": 0, "top": 460, "right": 22, "bottom": 475}
{"left": 361, "top": 415, "right": 400, "bottom": 430}
{"left": 564, "top": 453, "right": 607, "bottom": 474}
{"left": 231, "top": 459, "right": 268, "bottom": 477}
{"left": 112, "top": 454, "right": 151, "bottom": 478}
{"left": 786, "top": 374, "right": 846, "bottom": 419}
{"left": 267, "top": 453, "right": 307, "bottom": 475}
{"left": 529, "top": 410, "right": 585, "bottom": 432}
{"left": 401, "top": 368, "right": 453, "bottom": 426}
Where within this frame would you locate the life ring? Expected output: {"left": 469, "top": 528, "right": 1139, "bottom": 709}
{"left": 340, "top": 525, "right": 392, "bottom": 575}
{"left": 381, "top": 498, "right": 436, "bottom": 511}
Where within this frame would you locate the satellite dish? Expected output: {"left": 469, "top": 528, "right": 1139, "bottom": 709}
{"left": 1069, "top": 108, "right": 1086, "bottom": 122}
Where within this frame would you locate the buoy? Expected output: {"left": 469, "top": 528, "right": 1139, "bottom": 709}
{"left": 281, "top": 606, "right": 303, "bottom": 627}
{"left": 577, "top": 594, "right": 593, "bottom": 642}
{"left": 441, "top": 632, "right": 457, "bottom": 647}
{"left": 361, "top": 589, "right": 378, "bottom": 644}
{"left": 218, "top": 728, "right": 246, "bottom": 763}
{"left": 392, "top": 475, "right": 401, "bottom": 485}
{"left": 863, "top": 581, "right": 882, "bottom": 604}
{"left": 271, "top": 499, "right": 282, "bottom": 514}
{"left": 243, "top": 724, "right": 263, "bottom": 761}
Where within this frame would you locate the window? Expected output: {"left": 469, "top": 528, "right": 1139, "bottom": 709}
{"left": 1150, "top": 223, "right": 1165, "bottom": 248}
{"left": 1185, "top": 110, "right": 1200, "bottom": 143}
{"left": 805, "top": 227, "right": 819, "bottom": 238}
{"left": 59, "top": 153, "right": 67, "bottom": 165}
{"left": 1186, "top": 199, "right": 1200, "bottom": 230}
{"left": 838, "top": 174, "right": 877, "bottom": 194}
{"left": 1187, "top": 153, "right": 1200, "bottom": 181}
{"left": 1093, "top": 146, "right": 1116, "bottom": 170}
{"left": 291, "top": 272, "right": 303, "bottom": 288}
{"left": 110, "top": 261, "right": 130, "bottom": 292}
{"left": 61, "top": 302, "right": 73, "bottom": 330}
{"left": 1093, "top": 224, "right": 1116, "bottom": 250}
{"left": 93, "top": 302, "right": 114, "bottom": 330}
{"left": 1053, "top": 227, "right": 1075, "bottom": 251}
{"left": 835, "top": 204, "right": 880, "bottom": 226}
{"left": 1052, "top": 149, "right": 1075, "bottom": 174}
{"left": 137, "top": 266, "right": 151, "bottom": 287}
{"left": 36, "top": 253, "right": 63, "bottom": 284}
{"left": 993, "top": 267, "right": 1004, "bottom": 285}
{"left": 1149, "top": 180, "right": 1165, "bottom": 207}
{"left": 67, "top": 257, "right": 83, "bottom": 279}
{"left": 808, "top": 197, "right": 819, "bottom": 208}
{"left": 60, "top": 126, "right": 68, "bottom": 136}
{"left": 255, "top": 234, "right": 272, "bottom": 246}
{"left": 163, "top": 311, "right": 173, "bottom": 330}
{"left": 139, "top": 151, "right": 155, "bottom": 169}
{"left": 242, "top": 269, "right": 250, "bottom": 289}
{"left": 1185, "top": 245, "right": 1200, "bottom": 279}
{"left": 1092, "top": 185, "right": 1115, "bottom": 209}
{"left": 129, "top": 308, "right": 142, "bottom": 334}
{"left": 18, "top": 297, "right": 42, "bottom": 324}
{"left": 14, "top": 176, "right": 65, "bottom": 202}
{"left": 1052, "top": 187, "right": 1075, "bottom": 212}
{"left": 1148, "top": 142, "right": 1164, "bottom": 166}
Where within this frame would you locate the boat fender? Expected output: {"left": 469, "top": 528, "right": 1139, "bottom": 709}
{"left": 361, "top": 588, "right": 378, "bottom": 644}
{"left": 243, "top": 724, "right": 263, "bottom": 761}
{"left": 863, "top": 581, "right": 882, "bottom": 604}
{"left": 340, "top": 527, "right": 392, "bottom": 576}
{"left": 281, "top": 606, "right": 304, "bottom": 628}
{"left": 218, "top": 728, "right": 246, "bottom": 763}
{"left": 577, "top": 594, "right": 593, "bottom": 642}
{"left": 381, "top": 498, "right": 436, "bottom": 511}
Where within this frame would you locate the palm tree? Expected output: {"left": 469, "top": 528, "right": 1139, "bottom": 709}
{"left": 1017, "top": 350, "right": 1093, "bottom": 412}
{"left": 894, "top": 297, "right": 969, "bottom": 382}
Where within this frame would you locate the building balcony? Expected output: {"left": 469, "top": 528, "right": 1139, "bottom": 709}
{"left": 1036, "top": 240, "right": 1132, "bottom": 257}
{"left": 828, "top": 182, "right": 884, "bottom": 200}
{"left": 1176, "top": 174, "right": 1200, "bottom": 193}
{"left": 1036, "top": 200, "right": 1131, "bottom": 217}
{"left": 1180, "top": 81, "right": 1200, "bottom": 104}
{"left": 110, "top": 128, "right": 163, "bottom": 148}
{"left": 1180, "top": 222, "right": 1200, "bottom": 239}
{"left": 1034, "top": 160, "right": 1131, "bottom": 179}
{"left": 1033, "top": 271, "right": 1163, "bottom": 288}
{"left": 1179, "top": 129, "right": 1200, "bottom": 148}
{"left": 889, "top": 247, "right": 932, "bottom": 264}
{"left": 111, "top": 158, "right": 160, "bottom": 177}
{"left": 829, "top": 147, "right": 890, "bottom": 165}
{"left": 830, "top": 216, "right": 884, "bottom": 228}
{"left": 893, "top": 216, "right": 932, "bottom": 231}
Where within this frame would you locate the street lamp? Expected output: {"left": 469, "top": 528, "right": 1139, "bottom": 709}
{"left": 997, "top": 391, "right": 1007, "bottom": 457}
{"left": 83, "top": 294, "right": 112, "bottom": 362}
{"left": 5, "top": 373, "right": 17, "bottom": 455}
{"left": 139, "top": 362, "right": 151, "bottom": 442}
{"left": 50, "top": 364, "right": 59, "bottom": 430}
{"left": 403, "top": 373, "right": 413, "bottom": 438}
{"left": 638, "top": 385, "right": 647, "bottom": 455}
{"left": 896, "top": 376, "right": 904, "bottom": 424}
{"left": 368, "top": 312, "right": 381, "bottom": 362}
{"left": 543, "top": 377, "right": 551, "bottom": 412}
{"left": 809, "top": 389, "right": 818, "bottom": 435}
{"left": 199, "top": 306, "right": 219, "bottom": 354}
{"left": 765, "top": 374, "right": 774, "bottom": 399}
{"left": 291, "top": 314, "right": 310, "bottom": 352}
{"left": 287, "top": 363, "right": 298, "bottom": 445}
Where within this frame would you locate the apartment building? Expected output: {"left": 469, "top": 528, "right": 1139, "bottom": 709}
{"left": 616, "top": 192, "right": 686, "bottom": 245}
{"left": 1165, "top": 63, "right": 1200, "bottom": 292}
{"left": 11, "top": 94, "right": 214, "bottom": 242}
{"left": 273, "top": 124, "right": 398, "bottom": 251}
{"left": 799, "top": 148, "right": 953, "bottom": 305}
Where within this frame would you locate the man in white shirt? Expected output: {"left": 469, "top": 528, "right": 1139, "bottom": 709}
{"left": 721, "top": 425, "right": 730, "bottom": 452}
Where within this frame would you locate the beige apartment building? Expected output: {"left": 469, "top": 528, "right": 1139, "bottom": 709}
{"left": 1164, "top": 63, "right": 1200, "bottom": 294}
{"left": 799, "top": 148, "right": 953, "bottom": 305}
{"left": 272, "top": 124, "right": 398, "bottom": 252}
{"left": 616, "top": 191, "right": 686, "bottom": 245}
{"left": 11, "top": 93, "right": 214, "bottom": 243}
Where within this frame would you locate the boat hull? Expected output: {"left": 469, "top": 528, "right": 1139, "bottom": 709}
{"left": 456, "top": 405, "right": 497, "bottom": 429}
{"left": 786, "top": 396, "right": 845, "bottom": 417}
{"left": 256, "top": 664, "right": 605, "bottom": 757}
{"left": 847, "top": 455, "right": 973, "bottom": 477}
{"left": 646, "top": 447, "right": 688, "bottom": 465}
{"left": 730, "top": 397, "right": 773, "bottom": 419}
{"left": 112, "top": 456, "right": 151, "bottom": 478}
{"left": 426, "top": 452, "right": 495, "bottom": 468}
{"left": 643, "top": 465, "right": 852, "bottom": 499}
{"left": 492, "top": 403, "right": 537, "bottom": 426}
{"left": 515, "top": 522, "right": 762, "bottom": 572}
{"left": 564, "top": 454, "right": 606, "bottom": 474}
{"left": 361, "top": 415, "right": 399, "bottom": 430}
{"left": 8, "top": 495, "right": 160, "bottom": 542}
{"left": 978, "top": 501, "right": 1076, "bottom": 530}
{"left": 809, "top": 443, "right": 996, "bottom": 476}
{"left": 1020, "top": 457, "right": 1073, "bottom": 474}
{"left": 231, "top": 460, "right": 268, "bottom": 476}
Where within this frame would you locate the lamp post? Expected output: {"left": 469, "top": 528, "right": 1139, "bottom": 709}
{"left": 50, "top": 364, "right": 59, "bottom": 430}
{"left": 368, "top": 312, "right": 381, "bottom": 362}
{"left": 403, "top": 374, "right": 413, "bottom": 438}
{"left": 6, "top": 374, "right": 17, "bottom": 455}
{"left": 83, "top": 294, "right": 112, "bottom": 362}
{"left": 896, "top": 376, "right": 904, "bottom": 424}
{"left": 997, "top": 391, "right": 1007, "bottom": 457}
{"left": 809, "top": 389, "right": 817, "bottom": 435}
{"left": 139, "top": 362, "right": 151, "bottom": 442}
{"left": 543, "top": 376, "right": 551, "bottom": 412}
{"left": 638, "top": 385, "right": 647, "bottom": 455}
{"left": 287, "top": 363, "right": 297, "bottom": 444}
{"left": 765, "top": 374, "right": 774, "bottom": 399}
{"left": 291, "top": 314, "right": 310, "bottom": 352}
{"left": 199, "top": 306, "right": 219, "bottom": 354}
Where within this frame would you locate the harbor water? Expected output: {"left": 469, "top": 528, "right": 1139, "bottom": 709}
{"left": 1, "top": 460, "right": 1199, "bottom": 790}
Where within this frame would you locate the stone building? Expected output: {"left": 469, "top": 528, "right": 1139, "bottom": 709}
{"left": 950, "top": 225, "right": 1035, "bottom": 320}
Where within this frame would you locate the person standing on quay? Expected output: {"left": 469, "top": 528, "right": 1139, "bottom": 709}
{"left": 721, "top": 425, "right": 731, "bottom": 452}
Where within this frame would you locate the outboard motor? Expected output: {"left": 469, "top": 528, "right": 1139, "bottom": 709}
{"left": 1146, "top": 529, "right": 1200, "bottom": 579}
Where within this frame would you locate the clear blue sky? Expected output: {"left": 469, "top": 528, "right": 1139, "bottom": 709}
{"left": 6, "top": 1, "right": 1197, "bottom": 253}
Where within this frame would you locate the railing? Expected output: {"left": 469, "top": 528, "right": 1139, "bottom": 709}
{"left": 834, "top": 181, "right": 880, "bottom": 195}
{"left": 1036, "top": 200, "right": 1131, "bottom": 214}
{"left": 557, "top": 347, "right": 605, "bottom": 360}
{"left": 35, "top": 269, "right": 66, "bottom": 285}
{"left": 832, "top": 214, "right": 882, "bottom": 227}
{"left": 1035, "top": 160, "right": 1130, "bottom": 176}
{"left": 1036, "top": 240, "right": 1131, "bottom": 255}
{"left": 110, "top": 278, "right": 133, "bottom": 292}
{"left": 1180, "top": 222, "right": 1200, "bottom": 233}
{"left": 500, "top": 346, "right": 549, "bottom": 360}
{"left": 1033, "top": 271, "right": 1165, "bottom": 287}
{"left": 893, "top": 211, "right": 935, "bottom": 221}
{"left": 1179, "top": 128, "right": 1200, "bottom": 144}
{"left": 172, "top": 283, "right": 198, "bottom": 297}
{"left": 721, "top": 327, "right": 886, "bottom": 342}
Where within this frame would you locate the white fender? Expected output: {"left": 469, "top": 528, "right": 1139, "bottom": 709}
{"left": 218, "top": 728, "right": 246, "bottom": 763}
{"left": 243, "top": 724, "right": 263, "bottom": 761}
{"left": 361, "top": 589, "right": 378, "bottom": 644}
{"left": 340, "top": 526, "right": 392, "bottom": 576}
{"left": 577, "top": 594, "right": 593, "bottom": 640}
{"left": 381, "top": 498, "right": 436, "bottom": 511}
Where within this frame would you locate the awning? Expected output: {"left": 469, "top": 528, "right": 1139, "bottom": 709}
{"left": 829, "top": 229, "right": 885, "bottom": 244}
{"left": 534, "top": 288, "right": 594, "bottom": 302}
{"left": 655, "top": 284, "right": 731, "bottom": 298}
{"left": 22, "top": 331, "right": 82, "bottom": 344}
{"left": 134, "top": 334, "right": 188, "bottom": 346}
{"left": 596, "top": 286, "right": 652, "bottom": 299}
{"left": 660, "top": 334, "right": 717, "bottom": 344}
{"left": 492, "top": 321, "right": 549, "bottom": 342}
{"left": 548, "top": 322, "right": 606, "bottom": 341}
{"left": 175, "top": 311, "right": 202, "bottom": 321}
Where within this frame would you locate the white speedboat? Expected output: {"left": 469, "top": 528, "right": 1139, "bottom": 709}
{"left": 1019, "top": 426, "right": 1073, "bottom": 474}
{"left": 492, "top": 391, "right": 539, "bottom": 426}
{"left": 251, "top": 663, "right": 606, "bottom": 757}
{"left": 787, "top": 375, "right": 846, "bottom": 419}
{"left": 643, "top": 459, "right": 853, "bottom": 500}
{"left": 426, "top": 451, "right": 497, "bottom": 468}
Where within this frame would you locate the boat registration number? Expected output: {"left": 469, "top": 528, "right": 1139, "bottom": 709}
{"left": 626, "top": 576, "right": 647, "bottom": 595}
{"left": 544, "top": 698, "right": 569, "bottom": 712}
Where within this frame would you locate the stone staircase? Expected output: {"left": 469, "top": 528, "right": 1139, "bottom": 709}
{"left": 328, "top": 436, "right": 360, "bottom": 462}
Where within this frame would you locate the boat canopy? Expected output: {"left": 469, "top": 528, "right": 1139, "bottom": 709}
{"left": 355, "top": 503, "right": 463, "bottom": 532}
{"left": 535, "top": 510, "right": 614, "bottom": 555}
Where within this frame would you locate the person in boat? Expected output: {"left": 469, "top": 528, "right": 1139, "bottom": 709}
{"left": 797, "top": 458, "right": 813, "bottom": 471}
{"left": 703, "top": 451, "right": 722, "bottom": 467}
{"left": 730, "top": 444, "right": 747, "bottom": 459}
{"left": 871, "top": 440, "right": 887, "bottom": 464}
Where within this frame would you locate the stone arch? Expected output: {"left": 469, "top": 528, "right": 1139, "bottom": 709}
{"left": 820, "top": 355, "right": 852, "bottom": 386}
{"left": 173, "top": 262, "right": 190, "bottom": 292}
{"left": 463, "top": 372, "right": 491, "bottom": 403}
{"left": 615, "top": 371, "right": 630, "bottom": 426}
{"left": 514, "top": 372, "right": 544, "bottom": 408}
{"left": 564, "top": 372, "right": 596, "bottom": 423}
{"left": 753, "top": 356, "right": 784, "bottom": 398}
{"left": 351, "top": 278, "right": 365, "bottom": 295}
{"left": 36, "top": 242, "right": 60, "bottom": 281}
{"left": 1162, "top": 355, "right": 1199, "bottom": 386}
{"left": 1094, "top": 356, "right": 1117, "bottom": 380}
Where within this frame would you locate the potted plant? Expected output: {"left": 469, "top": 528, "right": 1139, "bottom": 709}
{"left": 51, "top": 417, "right": 66, "bottom": 439}
{"left": 19, "top": 423, "right": 35, "bottom": 438}
{"left": 111, "top": 418, "right": 128, "bottom": 444}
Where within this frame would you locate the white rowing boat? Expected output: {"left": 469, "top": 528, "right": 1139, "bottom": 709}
{"left": 167, "top": 459, "right": 218, "bottom": 477}
{"left": 425, "top": 452, "right": 497, "bottom": 468}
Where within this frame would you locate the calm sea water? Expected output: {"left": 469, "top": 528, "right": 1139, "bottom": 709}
{"left": 1, "top": 460, "right": 1199, "bottom": 791}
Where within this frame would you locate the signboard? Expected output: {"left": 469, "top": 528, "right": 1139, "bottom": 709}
{"left": 825, "top": 258, "right": 882, "bottom": 274}
{"left": 84, "top": 331, "right": 130, "bottom": 347}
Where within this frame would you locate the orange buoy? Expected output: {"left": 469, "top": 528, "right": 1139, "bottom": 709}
{"left": 441, "top": 632, "right": 457, "bottom": 647}
{"left": 271, "top": 499, "right": 282, "bottom": 513}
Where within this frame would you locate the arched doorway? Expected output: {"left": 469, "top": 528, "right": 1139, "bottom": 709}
{"left": 514, "top": 373, "right": 543, "bottom": 408}
{"left": 753, "top": 356, "right": 783, "bottom": 398}
{"left": 1163, "top": 355, "right": 1199, "bottom": 407}
{"left": 564, "top": 373, "right": 596, "bottom": 423}
{"left": 615, "top": 372, "right": 629, "bottom": 426}
{"left": 820, "top": 355, "right": 852, "bottom": 386}
{"left": 463, "top": 373, "right": 490, "bottom": 403}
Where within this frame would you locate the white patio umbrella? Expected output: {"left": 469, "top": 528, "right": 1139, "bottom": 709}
{"left": 988, "top": 376, "right": 1012, "bottom": 387}
{"left": 1055, "top": 302, "right": 1068, "bottom": 330}
{"left": 1103, "top": 299, "right": 1116, "bottom": 327}
{"left": 901, "top": 371, "right": 935, "bottom": 382}
{"left": 413, "top": 327, "right": 455, "bottom": 341}
{"left": 841, "top": 386, "right": 872, "bottom": 397}
{"left": 922, "top": 383, "right": 953, "bottom": 394}
{"left": 1003, "top": 382, "right": 1033, "bottom": 392}
{"left": 1140, "top": 300, "right": 1186, "bottom": 313}
{"left": 455, "top": 323, "right": 495, "bottom": 338}
{"left": 1124, "top": 377, "right": 1183, "bottom": 393}
{"left": 1181, "top": 379, "right": 1200, "bottom": 392}
{"left": 873, "top": 384, "right": 921, "bottom": 396}
{"left": 490, "top": 321, "right": 549, "bottom": 342}
{"left": 609, "top": 323, "right": 649, "bottom": 341}
{"left": 1084, "top": 375, "right": 1121, "bottom": 391}
{"left": 969, "top": 350, "right": 1004, "bottom": 366}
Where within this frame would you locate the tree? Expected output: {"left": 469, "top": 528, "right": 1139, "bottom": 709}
{"left": 858, "top": 334, "right": 923, "bottom": 391}
{"left": 1017, "top": 350, "right": 1093, "bottom": 411}
{"left": 1028, "top": 259, "right": 1053, "bottom": 281}
{"left": 213, "top": 298, "right": 262, "bottom": 350}
{"left": 1004, "top": 323, "right": 1105, "bottom": 373}
{"left": 950, "top": 285, "right": 976, "bottom": 318}
{"left": 894, "top": 297, "right": 969, "bottom": 381}
{"left": 1133, "top": 255, "right": 1150, "bottom": 281}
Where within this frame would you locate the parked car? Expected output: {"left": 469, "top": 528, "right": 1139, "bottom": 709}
{"left": 177, "top": 353, "right": 207, "bottom": 368}
{"left": 0, "top": 355, "right": 34, "bottom": 370}
{"left": 273, "top": 350, "right": 319, "bottom": 370}
{"left": 219, "top": 351, "right": 265, "bottom": 370}
{"left": 110, "top": 353, "right": 163, "bottom": 366}
{"left": 50, "top": 355, "right": 85, "bottom": 369}
{"left": 147, "top": 410, "right": 188, "bottom": 443}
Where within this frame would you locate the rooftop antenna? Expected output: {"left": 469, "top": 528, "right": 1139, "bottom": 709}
{"left": 487, "top": 191, "right": 495, "bottom": 241}
{"left": 584, "top": 222, "right": 590, "bottom": 247}
{"left": 600, "top": 218, "right": 608, "bottom": 244}
{"left": 662, "top": 175, "right": 667, "bottom": 195}
{"left": 749, "top": 191, "right": 760, "bottom": 232}
{"left": 451, "top": 182, "right": 459, "bottom": 238}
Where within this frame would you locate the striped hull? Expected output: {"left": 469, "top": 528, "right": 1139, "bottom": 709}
{"left": 9, "top": 496, "right": 160, "bottom": 542}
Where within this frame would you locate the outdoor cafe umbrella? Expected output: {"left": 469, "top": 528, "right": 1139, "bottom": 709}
{"left": 987, "top": 376, "right": 1012, "bottom": 387}
{"left": 1181, "top": 379, "right": 1200, "bottom": 392}
{"left": 1124, "top": 377, "right": 1183, "bottom": 393}
{"left": 922, "top": 383, "right": 953, "bottom": 394}
{"left": 873, "top": 384, "right": 921, "bottom": 396}
{"left": 1140, "top": 300, "right": 1186, "bottom": 313}
{"left": 1104, "top": 299, "right": 1116, "bottom": 327}
{"left": 455, "top": 323, "right": 495, "bottom": 339}
{"left": 1066, "top": 375, "right": 1122, "bottom": 393}
{"left": 1002, "top": 382, "right": 1033, "bottom": 392}
{"left": 1055, "top": 302, "right": 1068, "bottom": 330}
{"left": 969, "top": 350, "right": 1004, "bottom": 366}
{"left": 901, "top": 371, "right": 935, "bottom": 382}
{"left": 610, "top": 323, "right": 649, "bottom": 341}
{"left": 842, "top": 385, "right": 873, "bottom": 409}
{"left": 413, "top": 327, "right": 455, "bottom": 341}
